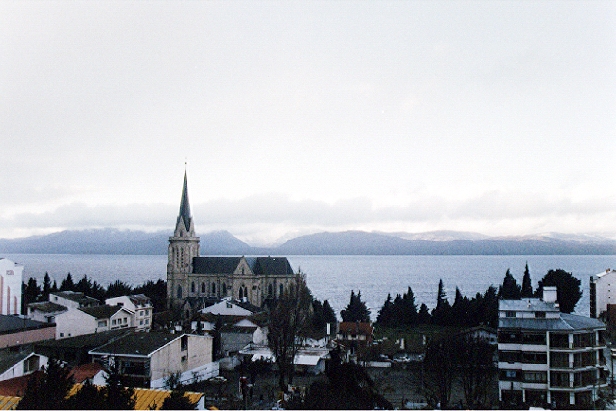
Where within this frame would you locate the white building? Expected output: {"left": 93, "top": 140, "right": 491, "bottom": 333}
{"left": 498, "top": 286, "right": 607, "bottom": 409}
{"left": 0, "top": 351, "right": 48, "bottom": 381}
{"left": 105, "top": 294, "right": 153, "bottom": 331}
{"left": 590, "top": 268, "right": 616, "bottom": 318}
{"left": 49, "top": 291, "right": 100, "bottom": 309}
{"left": 0, "top": 258, "right": 23, "bottom": 315}
{"left": 54, "top": 304, "right": 134, "bottom": 339}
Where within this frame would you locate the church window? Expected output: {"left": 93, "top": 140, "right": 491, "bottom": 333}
{"left": 201, "top": 282, "right": 206, "bottom": 293}
{"left": 177, "top": 285, "right": 182, "bottom": 299}
{"left": 211, "top": 282, "right": 216, "bottom": 295}
{"left": 239, "top": 287, "right": 243, "bottom": 300}
{"left": 222, "top": 283, "right": 227, "bottom": 296}
{"left": 191, "top": 282, "right": 195, "bottom": 293}
{"left": 268, "top": 284, "right": 273, "bottom": 297}
{"left": 280, "top": 284, "right": 284, "bottom": 296}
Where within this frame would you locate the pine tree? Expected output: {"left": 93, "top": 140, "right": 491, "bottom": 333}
{"left": 60, "top": 273, "right": 75, "bottom": 291}
{"left": 42, "top": 272, "right": 52, "bottom": 301}
{"left": 521, "top": 263, "right": 533, "bottom": 298}
{"left": 401, "top": 286, "right": 418, "bottom": 326}
{"left": 376, "top": 294, "right": 394, "bottom": 326}
{"left": 16, "top": 359, "right": 74, "bottom": 409}
{"left": 340, "top": 290, "right": 371, "bottom": 323}
{"left": 431, "top": 279, "right": 452, "bottom": 326}
{"left": 417, "top": 303, "right": 431, "bottom": 325}
{"left": 322, "top": 300, "right": 337, "bottom": 324}
{"left": 499, "top": 269, "right": 521, "bottom": 299}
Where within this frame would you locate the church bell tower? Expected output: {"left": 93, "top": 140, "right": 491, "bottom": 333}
{"left": 167, "top": 171, "right": 200, "bottom": 309}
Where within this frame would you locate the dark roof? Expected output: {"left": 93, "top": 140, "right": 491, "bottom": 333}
{"left": 0, "top": 315, "right": 54, "bottom": 334}
{"left": 0, "top": 372, "right": 38, "bottom": 397}
{"left": 193, "top": 257, "right": 242, "bottom": 274}
{"left": 0, "top": 351, "right": 32, "bottom": 375}
{"left": 89, "top": 332, "right": 185, "bottom": 357}
{"left": 499, "top": 314, "right": 605, "bottom": 332}
{"left": 80, "top": 305, "right": 123, "bottom": 319}
{"left": 69, "top": 362, "right": 105, "bottom": 384}
{"left": 27, "top": 301, "right": 68, "bottom": 314}
{"left": 338, "top": 322, "right": 373, "bottom": 336}
{"left": 51, "top": 291, "right": 100, "bottom": 305}
{"left": 35, "top": 328, "right": 132, "bottom": 350}
{"left": 177, "top": 171, "right": 192, "bottom": 232}
{"left": 250, "top": 257, "right": 294, "bottom": 276}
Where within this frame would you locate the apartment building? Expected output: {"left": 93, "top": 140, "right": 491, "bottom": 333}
{"left": 498, "top": 286, "right": 607, "bottom": 408}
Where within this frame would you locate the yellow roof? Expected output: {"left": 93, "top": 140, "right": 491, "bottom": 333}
{"left": 0, "top": 396, "right": 20, "bottom": 410}
{"left": 68, "top": 384, "right": 203, "bottom": 410}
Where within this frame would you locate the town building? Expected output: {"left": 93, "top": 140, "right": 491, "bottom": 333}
{"left": 166, "top": 172, "right": 296, "bottom": 313}
{"left": 0, "top": 259, "right": 23, "bottom": 316}
{"left": 26, "top": 301, "right": 67, "bottom": 324}
{"left": 105, "top": 294, "right": 153, "bottom": 331}
{"left": 0, "top": 315, "right": 55, "bottom": 348}
{"left": 89, "top": 331, "right": 218, "bottom": 388}
{"left": 336, "top": 322, "right": 374, "bottom": 355}
{"left": 0, "top": 350, "right": 47, "bottom": 382}
{"left": 590, "top": 268, "right": 616, "bottom": 319}
{"left": 49, "top": 291, "right": 100, "bottom": 309}
{"left": 498, "top": 286, "right": 607, "bottom": 409}
{"left": 54, "top": 304, "right": 134, "bottom": 339}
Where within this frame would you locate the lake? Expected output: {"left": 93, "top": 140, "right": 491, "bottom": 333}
{"left": 6, "top": 253, "right": 616, "bottom": 318}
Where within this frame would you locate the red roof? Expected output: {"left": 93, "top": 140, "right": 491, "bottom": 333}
{"left": 69, "top": 362, "right": 105, "bottom": 384}
{"left": 0, "top": 372, "right": 39, "bottom": 397}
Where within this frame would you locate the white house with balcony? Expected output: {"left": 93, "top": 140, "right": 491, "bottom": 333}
{"left": 105, "top": 294, "right": 153, "bottom": 331}
{"left": 54, "top": 304, "right": 134, "bottom": 339}
{"left": 498, "top": 286, "right": 607, "bottom": 409}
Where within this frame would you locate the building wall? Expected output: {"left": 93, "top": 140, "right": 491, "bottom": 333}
{"left": 0, "top": 354, "right": 48, "bottom": 381}
{"left": 55, "top": 309, "right": 97, "bottom": 339}
{"left": 592, "top": 269, "right": 616, "bottom": 318}
{"left": 149, "top": 334, "right": 214, "bottom": 386}
{"left": 0, "top": 326, "right": 56, "bottom": 348}
{"left": 0, "top": 259, "right": 23, "bottom": 315}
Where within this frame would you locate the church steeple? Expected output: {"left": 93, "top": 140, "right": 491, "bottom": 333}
{"left": 177, "top": 171, "right": 192, "bottom": 233}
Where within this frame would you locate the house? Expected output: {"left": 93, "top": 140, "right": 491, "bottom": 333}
{"left": 105, "top": 294, "right": 153, "bottom": 331}
{"left": 238, "top": 344, "right": 330, "bottom": 375}
{"left": 456, "top": 325, "right": 498, "bottom": 345}
{"left": 48, "top": 291, "right": 100, "bottom": 309}
{"left": 336, "top": 322, "right": 374, "bottom": 354}
{"left": 54, "top": 304, "right": 134, "bottom": 339}
{"left": 167, "top": 172, "right": 296, "bottom": 312}
{"left": 26, "top": 301, "right": 67, "bottom": 324}
{"left": 89, "top": 332, "right": 218, "bottom": 388}
{"left": 0, "top": 315, "right": 55, "bottom": 348}
{"left": 0, "top": 259, "right": 23, "bottom": 316}
{"left": 590, "top": 269, "right": 616, "bottom": 319}
{"left": 34, "top": 328, "right": 132, "bottom": 366}
{"left": 0, "top": 351, "right": 47, "bottom": 382}
{"left": 498, "top": 286, "right": 607, "bottom": 409}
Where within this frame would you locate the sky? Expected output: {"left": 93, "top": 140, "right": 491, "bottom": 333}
{"left": 1, "top": 1, "right": 615, "bottom": 246}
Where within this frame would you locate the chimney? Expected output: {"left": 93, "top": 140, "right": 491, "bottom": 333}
{"left": 542, "top": 286, "right": 557, "bottom": 303}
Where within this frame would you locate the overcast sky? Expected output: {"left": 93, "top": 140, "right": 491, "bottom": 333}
{"left": 1, "top": 1, "right": 615, "bottom": 245}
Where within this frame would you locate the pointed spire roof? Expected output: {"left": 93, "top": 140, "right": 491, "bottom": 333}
{"left": 177, "top": 171, "right": 192, "bottom": 232}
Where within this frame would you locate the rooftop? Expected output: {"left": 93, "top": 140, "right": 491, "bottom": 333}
{"left": 51, "top": 291, "right": 100, "bottom": 305}
{"left": 0, "top": 315, "right": 54, "bottom": 334}
{"left": 89, "top": 332, "right": 206, "bottom": 357}
{"left": 26, "top": 301, "right": 67, "bottom": 314}
{"left": 499, "top": 314, "right": 605, "bottom": 331}
{"left": 499, "top": 298, "right": 560, "bottom": 313}
{"left": 79, "top": 304, "right": 124, "bottom": 319}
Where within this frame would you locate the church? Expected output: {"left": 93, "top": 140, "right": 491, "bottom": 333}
{"left": 167, "top": 172, "right": 296, "bottom": 315}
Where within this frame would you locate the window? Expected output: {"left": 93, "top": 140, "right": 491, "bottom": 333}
{"left": 97, "top": 320, "right": 107, "bottom": 327}
{"left": 60, "top": 333, "right": 64, "bottom": 337}
{"left": 499, "top": 351, "right": 521, "bottom": 363}
{"left": 524, "top": 372, "right": 547, "bottom": 383}
{"left": 222, "top": 283, "right": 227, "bottom": 296}
{"left": 123, "top": 317, "right": 128, "bottom": 324}
{"left": 505, "top": 311, "right": 517, "bottom": 318}
{"left": 181, "top": 335, "right": 188, "bottom": 351}
{"left": 140, "top": 320, "right": 144, "bottom": 326}
{"left": 201, "top": 283, "right": 206, "bottom": 293}
{"left": 145, "top": 319, "right": 149, "bottom": 325}
{"left": 268, "top": 284, "right": 273, "bottom": 297}
{"left": 191, "top": 282, "right": 195, "bottom": 293}
{"left": 211, "top": 282, "right": 216, "bottom": 295}
{"left": 177, "top": 285, "right": 182, "bottom": 299}
{"left": 535, "top": 311, "right": 546, "bottom": 318}
{"left": 112, "top": 319, "right": 117, "bottom": 325}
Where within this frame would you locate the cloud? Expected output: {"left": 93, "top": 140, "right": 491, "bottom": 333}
{"left": 2, "top": 190, "right": 615, "bottom": 242}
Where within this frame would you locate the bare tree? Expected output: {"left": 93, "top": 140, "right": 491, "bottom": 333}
{"left": 456, "top": 335, "right": 497, "bottom": 408}
{"left": 267, "top": 273, "right": 312, "bottom": 391}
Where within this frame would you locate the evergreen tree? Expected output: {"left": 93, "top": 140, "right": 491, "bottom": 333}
{"left": 401, "top": 286, "right": 418, "bottom": 326}
{"left": 59, "top": 273, "right": 75, "bottom": 291}
{"left": 161, "top": 390, "right": 197, "bottom": 410}
{"left": 431, "top": 279, "right": 452, "bottom": 326}
{"left": 376, "top": 294, "right": 394, "bottom": 327}
{"left": 51, "top": 280, "right": 58, "bottom": 293}
{"left": 133, "top": 279, "right": 168, "bottom": 313}
{"left": 67, "top": 378, "right": 107, "bottom": 409}
{"left": 521, "top": 263, "right": 533, "bottom": 298}
{"left": 499, "top": 269, "right": 521, "bottom": 299}
{"left": 451, "top": 287, "right": 470, "bottom": 327}
{"left": 417, "top": 303, "right": 431, "bottom": 325}
{"left": 536, "top": 269, "right": 582, "bottom": 314}
{"left": 322, "top": 299, "right": 337, "bottom": 324}
{"left": 105, "top": 280, "right": 133, "bottom": 299}
{"left": 340, "top": 290, "right": 371, "bottom": 323}
{"left": 42, "top": 272, "right": 52, "bottom": 301}
{"left": 102, "top": 367, "right": 136, "bottom": 410}
{"left": 22, "top": 277, "right": 41, "bottom": 314}
{"left": 16, "top": 359, "right": 74, "bottom": 410}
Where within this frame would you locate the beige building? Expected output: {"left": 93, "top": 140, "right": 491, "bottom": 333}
{"left": 89, "top": 332, "right": 218, "bottom": 388}
{"left": 167, "top": 172, "right": 296, "bottom": 315}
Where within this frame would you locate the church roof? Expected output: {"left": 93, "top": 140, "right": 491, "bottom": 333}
{"left": 249, "top": 257, "right": 294, "bottom": 276}
{"left": 176, "top": 171, "right": 192, "bottom": 232}
{"left": 192, "top": 256, "right": 294, "bottom": 276}
{"left": 193, "top": 257, "right": 242, "bottom": 274}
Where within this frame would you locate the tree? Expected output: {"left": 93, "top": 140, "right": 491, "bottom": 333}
{"left": 268, "top": 273, "right": 313, "bottom": 391}
{"left": 22, "top": 277, "right": 41, "bottom": 314}
{"left": 537, "top": 269, "right": 582, "bottom": 314}
{"left": 133, "top": 279, "right": 168, "bottom": 313}
{"left": 42, "top": 272, "right": 52, "bottom": 301}
{"left": 322, "top": 299, "right": 337, "bottom": 324}
{"left": 67, "top": 378, "right": 107, "bottom": 409}
{"left": 161, "top": 390, "right": 197, "bottom": 410}
{"left": 455, "top": 335, "right": 497, "bottom": 408}
{"left": 17, "top": 359, "right": 74, "bottom": 409}
{"left": 376, "top": 294, "right": 394, "bottom": 326}
{"left": 423, "top": 336, "right": 457, "bottom": 408}
{"left": 59, "top": 273, "right": 75, "bottom": 291}
{"left": 499, "top": 269, "right": 521, "bottom": 299}
{"left": 431, "top": 279, "right": 452, "bottom": 326}
{"left": 521, "top": 262, "right": 533, "bottom": 298}
{"left": 102, "top": 366, "right": 136, "bottom": 410}
{"left": 417, "top": 303, "right": 431, "bottom": 325}
{"left": 105, "top": 280, "right": 133, "bottom": 299}
{"left": 340, "top": 290, "right": 371, "bottom": 323}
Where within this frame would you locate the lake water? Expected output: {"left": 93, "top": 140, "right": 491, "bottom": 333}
{"left": 5, "top": 254, "right": 616, "bottom": 318}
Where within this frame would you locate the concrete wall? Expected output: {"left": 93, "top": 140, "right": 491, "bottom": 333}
{"left": 0, "top": 326, "right": 56, "bottom": 348}
{"left": 0, "top": 259, "right": 23, "bottom": 315}
{"left": 150, "top": 334, "right": 214, "bottom": 386}
{"left": 55, "top": 309, "right": 97, "bottom": 338}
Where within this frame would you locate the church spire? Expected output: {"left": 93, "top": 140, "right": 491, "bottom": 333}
{"left": 177, "top": 170, "right": 192, "bottom": 232}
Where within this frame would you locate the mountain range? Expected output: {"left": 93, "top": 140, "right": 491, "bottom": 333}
{"left": 1, "top": 229, "right": 616, "bottom": 255}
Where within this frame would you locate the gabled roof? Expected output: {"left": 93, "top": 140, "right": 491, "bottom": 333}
{"left": 192, "top": 257, "right": 242, "bottom": 274}
{"left": 79, "top": 305, "right": 124, "bottom": 319}
{"left": 0, "top": 351, "right": 33, "bottom": 376}
{"left": 249, "top": 257, "right": 294, "bottom": 276}
{"left": 0, "top": 372, "right": 39, "bottom": 397}
{"left": 69, "top": 362, "right": 106, "bottom": 384}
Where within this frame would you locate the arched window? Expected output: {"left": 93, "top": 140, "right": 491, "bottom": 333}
{"left": 201, "top": 282, "right": 206, "bottom": 294}
{"left": 222, "top": 283, "right": 227, "bottom": 296}
{"left": 191, "top": 281, "right": 195, "bottom": 293}
{"left": 268, "top": 284, "right": 273, "bottom": 297}
{"left": 279, "top": 284, "right": 284, "bottom": 296}
{"left": 211, "top": 282, "right": 216, "bottom": 295}
{"left": 239, "top": 287, "right": 244, "bottom": 300}
{"left": 177, "top": 285, "right": 182, "bottom": 299}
